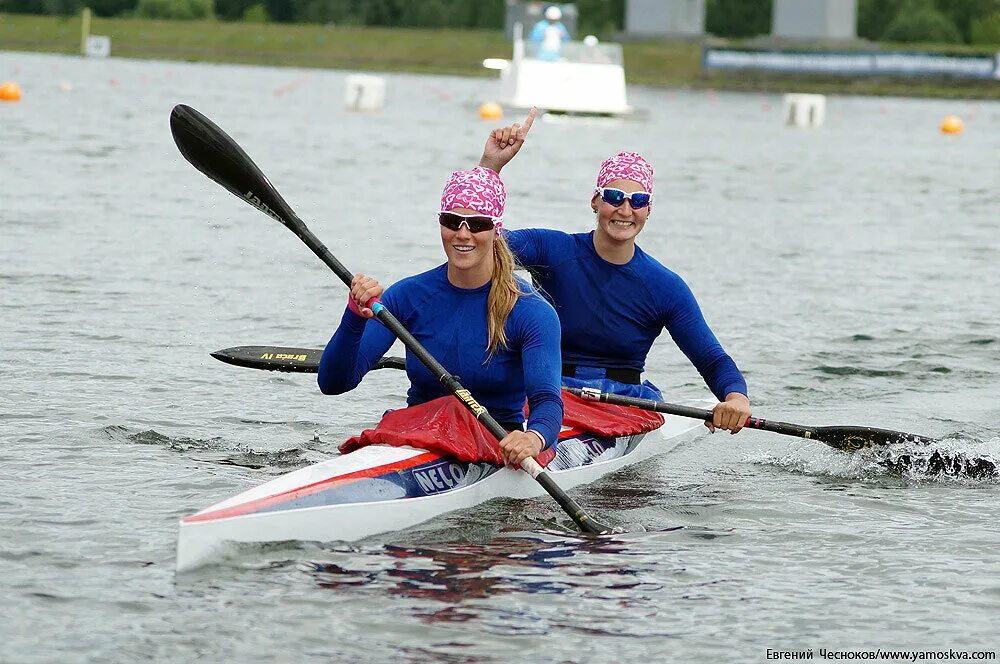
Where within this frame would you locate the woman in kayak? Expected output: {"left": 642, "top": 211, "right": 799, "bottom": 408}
{"left": 478, "top": 110, "right": 752, "bottom": 434}
{"left": 318, "top": 166, "right": 563, "bottom": 465}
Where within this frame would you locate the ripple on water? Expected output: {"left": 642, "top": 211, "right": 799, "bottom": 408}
{"left": 103, "top": 424, "right": 315, "bottom": 471}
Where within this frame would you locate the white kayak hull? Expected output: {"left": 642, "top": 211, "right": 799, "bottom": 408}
{"left": 176, "top": 412, "right": 706, "bottom": 571}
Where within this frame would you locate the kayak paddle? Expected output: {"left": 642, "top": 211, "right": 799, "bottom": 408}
{"left": 170, "top": 104, "right": 611, "bottom": 535}
{"left": 208, "top": 345, "right": 938, "bottom": 452}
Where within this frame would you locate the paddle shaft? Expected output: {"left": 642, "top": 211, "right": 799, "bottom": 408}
{"left": 569, "top": 389, "right": 804, "bottom": 436}
{"left": 170, "top": 104, "right": 608, "bottom": 534}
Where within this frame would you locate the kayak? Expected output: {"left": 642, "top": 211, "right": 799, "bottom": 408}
{"left": 175, "top": 408, "right": 708, "bottom": 572}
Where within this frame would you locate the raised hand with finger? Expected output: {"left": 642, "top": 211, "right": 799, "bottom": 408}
{"left": 479, "top": 106, "right": 536, "bottom": 174}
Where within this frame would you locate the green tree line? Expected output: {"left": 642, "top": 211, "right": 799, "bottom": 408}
{"left": 1, "top": 0, "right": 998, "bottom": 45}
{"left": 0, "top": 0, "right": 621, "bottom": 32}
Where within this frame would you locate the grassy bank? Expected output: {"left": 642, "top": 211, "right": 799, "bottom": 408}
{"left": 2, "top": 13, "right": 998, "bottom": 99}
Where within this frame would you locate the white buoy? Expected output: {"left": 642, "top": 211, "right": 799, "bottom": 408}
{"left": 782, "top": 93, "right": 826, "bottom": 128}
{"left": 345, "top": 74, "right": 386, "bottom": 112}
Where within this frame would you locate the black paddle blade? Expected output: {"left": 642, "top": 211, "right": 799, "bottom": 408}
{"left": 211, "top": 346, "right": 324, "bottom": 373}
{"left": 810, "top": 425, "right": 938, "bottom": 452}
{"left": 169, "top": 104, "right": 301, "bottom": 231}
{"left": 211, "top": 345, "right": 407, "bottom": 373}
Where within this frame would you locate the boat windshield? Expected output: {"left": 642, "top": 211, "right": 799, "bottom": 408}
{"left": 523, "top": 40, "right": 624, "bottom": 66}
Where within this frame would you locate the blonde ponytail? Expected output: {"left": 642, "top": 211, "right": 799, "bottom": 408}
{"left": 486, "top": 234, "right": 522, "bottom": 356}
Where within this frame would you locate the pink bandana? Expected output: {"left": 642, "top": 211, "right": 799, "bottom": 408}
{"left": 595, "top": 152, "right": 654, "bottom": 193}
{"left": 440, "top": 167, "right": 506, "bottom": 234}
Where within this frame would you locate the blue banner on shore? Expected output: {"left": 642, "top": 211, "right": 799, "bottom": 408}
{"left": 702, "top": 47, "right": 1000, "bottom": 80}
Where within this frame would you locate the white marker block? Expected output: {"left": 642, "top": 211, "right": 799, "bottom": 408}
{"left": 345, "top": 74, "right": 386, "bottom": 112}
{"left": 85, "top": 35, "right": 111, "bottom": 58}
{"left": 783, "top": 93, "right": 826, "bottom": 128}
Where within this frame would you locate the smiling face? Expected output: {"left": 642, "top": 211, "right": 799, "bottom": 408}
{"left": 441, "top": 206, "right": 496, "bottom": 285}
{"left": 592, "top": 178, "right": 650, "bottom": 245}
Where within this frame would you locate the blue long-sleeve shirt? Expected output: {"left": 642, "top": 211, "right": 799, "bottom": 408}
{"left": 506, "top": 229, "right": 748, "bottom": 401}
{"left": 318, "top": 263, "right": 564, "bottom": 448}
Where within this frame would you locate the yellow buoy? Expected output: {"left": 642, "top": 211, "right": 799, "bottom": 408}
{"left": 0, "top": 81, "right": 22, "bottom": 102}
{"left": 479, "top": 101, "right": 503, "bottom": 121}
{"left": 940, "top": 115, "right": 963, "bottom": 135}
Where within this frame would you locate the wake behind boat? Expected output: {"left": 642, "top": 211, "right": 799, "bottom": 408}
{"left": 176, "top": 406, "right": 707, "bottom": 572}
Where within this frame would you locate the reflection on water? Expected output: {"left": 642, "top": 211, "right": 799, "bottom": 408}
{"left": 309, "top": 533, "right": 661, "bottom": 603}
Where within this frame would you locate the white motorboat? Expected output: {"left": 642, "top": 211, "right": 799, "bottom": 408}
{"left": 487, "top": 23, "right": 633, "bottom": 116}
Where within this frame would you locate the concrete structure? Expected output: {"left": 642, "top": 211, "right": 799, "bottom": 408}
{"left": 772, "top": 0, "right": 857, "bottom": 41}
{"left": 625, "top": 0, "right": 706, "bottom": 38}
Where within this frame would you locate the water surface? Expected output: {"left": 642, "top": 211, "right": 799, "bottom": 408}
{"left": 1, "top": 51, "right": 998, "bottom": 663}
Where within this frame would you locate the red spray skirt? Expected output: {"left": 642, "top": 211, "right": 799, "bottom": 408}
{"left": 340, "top": 390, "right": 665, "bottom": 467}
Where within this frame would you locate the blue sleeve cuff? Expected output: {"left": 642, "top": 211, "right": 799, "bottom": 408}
{"left": 720, "top": 381, "right": 748, "bottom": 401}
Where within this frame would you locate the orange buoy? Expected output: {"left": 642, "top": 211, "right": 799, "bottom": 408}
{"left": 940, "top": 115, "right": 963, "bottom": 135}
{"left": 479, "top": 101, "right": 503, "bottom": 121}
{"left": 0, "top": 81, "right": 22, "bottom": 102}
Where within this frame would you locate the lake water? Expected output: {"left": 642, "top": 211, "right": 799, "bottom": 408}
{"left": 1, "top": 50, "right": 998, "bottom": 663}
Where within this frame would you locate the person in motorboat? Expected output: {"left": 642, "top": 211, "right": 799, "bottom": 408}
{"left": 477, "top": 110, "right": 753, "bottom": 434}
{"left": 317, "top": 167, "right": 564, "bottom": 465}
{"left": 529, "top": 5, "right": 570, "bottom": 62}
